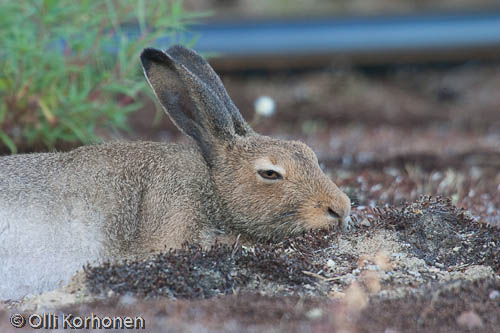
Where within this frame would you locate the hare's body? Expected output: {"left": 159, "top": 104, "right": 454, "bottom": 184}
{"left": 0, "top": 45, "right": 352, "bottom": 300}
{"left": 0, "top": 142, "right": 223, "bottom": 299}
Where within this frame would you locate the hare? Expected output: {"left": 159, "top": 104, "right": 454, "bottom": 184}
{"left": 0, "top": 45, "right": 352, "bottom": 300}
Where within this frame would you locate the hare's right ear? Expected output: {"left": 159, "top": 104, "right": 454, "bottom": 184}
{"left": 140, "top": 47, "right": 236, "bottom": 163}
{"left": 166, "top": 45, "right": 254, "bottom": 137}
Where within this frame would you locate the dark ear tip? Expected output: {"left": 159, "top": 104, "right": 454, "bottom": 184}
{"left": 140, "top": 48, "right": 172, "bottom": 70}
{"left": 166, "top": 44, "right": 199, "bottom": 57}
{"left": 166, "top": 44, "right": 190, "bottom": 53}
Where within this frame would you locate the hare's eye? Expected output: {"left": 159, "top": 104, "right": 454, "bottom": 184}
{"left": 258, "top": 169, "right": 282, "bottom": 180}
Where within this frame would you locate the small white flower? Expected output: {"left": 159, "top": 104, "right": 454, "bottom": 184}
{"left": 254, "top": 96, "right": 275, "bottom": 117}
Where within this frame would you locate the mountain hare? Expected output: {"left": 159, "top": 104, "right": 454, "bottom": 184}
{"left": 0, "top": 45, "right": 352, "bottom": 300}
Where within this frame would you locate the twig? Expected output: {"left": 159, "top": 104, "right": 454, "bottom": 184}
{"left": 302, "top": 271, "right": 342, "bottom": 282}
{"left": 231, "top": 234, "right": 241, "bottom": 258}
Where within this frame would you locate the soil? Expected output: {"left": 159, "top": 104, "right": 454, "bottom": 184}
{"left": 2, "top": 57, "right": 500, "bottom": 332}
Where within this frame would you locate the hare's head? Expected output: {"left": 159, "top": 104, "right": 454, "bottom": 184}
{"left": 141, "top": 46, "right": 351, "bottom": 241}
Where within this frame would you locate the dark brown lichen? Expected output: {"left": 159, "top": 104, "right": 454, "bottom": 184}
{"left": 375, "top": 195, "right": 500, "bottom": 271}
{"left": 84, "top": 234, "right": 330, "bottom": 299}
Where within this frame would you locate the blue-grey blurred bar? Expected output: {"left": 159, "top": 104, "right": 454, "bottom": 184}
{"left": 154, "top": 11, "right": 500, "bottom": 68}
{"left": 190, "top": 12, "right": 499, "bottom": 53}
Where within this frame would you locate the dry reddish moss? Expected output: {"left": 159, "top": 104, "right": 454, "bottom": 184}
{"left": 358, "top": 277, "right": 500, "bottom": 332}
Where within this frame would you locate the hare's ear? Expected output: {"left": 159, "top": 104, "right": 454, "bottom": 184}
{"left": 140, "top": 47, "right": 236, "bottom": 162}
{"left": 166, "top": 45, "right": 254, "bottom": 137}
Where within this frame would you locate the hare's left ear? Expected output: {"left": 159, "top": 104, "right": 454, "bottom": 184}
{"left": 166, "top": 45, "right": 255, "bottom": 137}
{"left": 141, "top": 47, "right": 239, "bottom": 163}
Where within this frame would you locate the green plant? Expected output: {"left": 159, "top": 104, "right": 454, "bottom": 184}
{"left": 0, "top": 0, "right": 203, "bottom": 153}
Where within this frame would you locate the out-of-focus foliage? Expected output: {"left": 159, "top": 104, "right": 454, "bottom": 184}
{"left": 0, "top": 0, "right": 202, "bottom": 153}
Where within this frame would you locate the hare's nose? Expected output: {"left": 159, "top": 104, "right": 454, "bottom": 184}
{"left": 327, "top": 207, "right": 340, "bottom": 219}
{"left": 327, "top": 207, "right": 353, "bottom": 232}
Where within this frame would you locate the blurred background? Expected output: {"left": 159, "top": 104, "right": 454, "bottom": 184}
{"left": 1, "top": 0, "right": 499, "bottom": 225}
